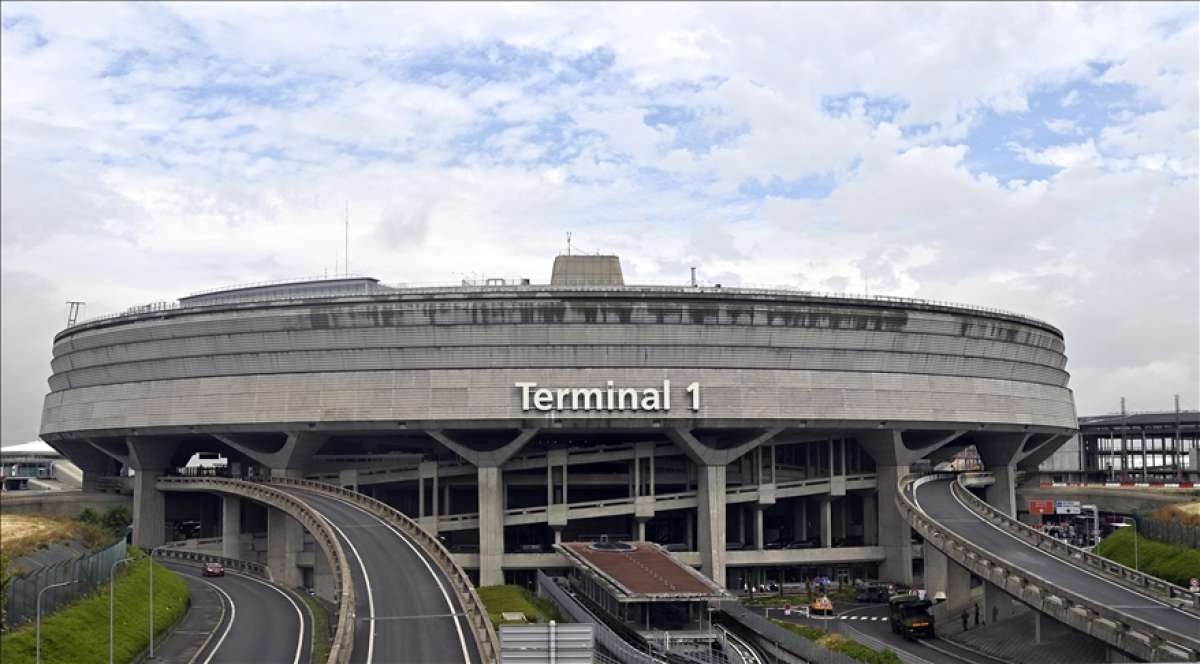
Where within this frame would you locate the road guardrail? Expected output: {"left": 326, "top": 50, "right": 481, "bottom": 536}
{"left": 266, "top": 476, "right": 501, "bottom": 664}
{"left": 898, "top": 473, "right": 1200, "bottom": 662}
{"left": 157, "top": 476, "right": 356, "bottom": 664}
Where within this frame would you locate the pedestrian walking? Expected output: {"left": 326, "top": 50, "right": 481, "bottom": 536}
{"left": 974, "top": 604, "right": 980, "bottom": 626}
{"left": 961, "top": 609, "right": 968, "bottom": 632}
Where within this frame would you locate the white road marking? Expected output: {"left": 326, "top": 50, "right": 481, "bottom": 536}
{"left": 197, "top": 580, "right": 236, "bottom": 664}
{"left": 320, "top": 513, "right": 376, "bottom": 664}
{"left": 229, "top": 571, "right": 306, "bottom": 664}
{"left": 326, "top": 497, "right": 473, "bottom": 664}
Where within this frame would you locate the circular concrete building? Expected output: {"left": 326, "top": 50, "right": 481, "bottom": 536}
{"left": 41, "top": 255, "right": 1077, "bottom": 588}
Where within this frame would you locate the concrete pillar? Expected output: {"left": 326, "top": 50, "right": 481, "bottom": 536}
{"left": 696, "top": 464, "right": 727, "bottom": 586}
{"left": 684, "top": 510, "right": 695, "bottom": 549}
{"left": 313, "top": 547, "right": 337, "bottom": 603}
{"left": 795, "top": 498, "right": 808, "bottom": 541}
{"left": 924, "top": 546, "right": 970, "bottom": 610}
{"left": 819, "top": 497, "right": 832, "bottom": 547}
{"left": 478, "top": 466, "right": 505, "bottom": 586}
{"left": 338, "top": 468, "right": 359, "bottom": 492}
{"left": 222, "top": 495, "right": 241, "bottom": 559}
{"left": 267, "top": 507, "right": 304, "bottom": 588}
{"left": 753, "top": 506, "right": 765, "bottom": 550}
{"left": 985, "top": 464, "right": 1018, "bottom": 517}
{"left": 553, "top": 527, "right": 563, "bottom": 544}
{"left": 636, "top": 517, "right": 648, "bottom": 542}
{"left": 132, "top": 469, "right": 166, "bottom": 548}
{"left": 876, "top": 465, "right": 913, "bottom": 584}
{"left": 863, "top": 493, "right": 878, "bottom": 545}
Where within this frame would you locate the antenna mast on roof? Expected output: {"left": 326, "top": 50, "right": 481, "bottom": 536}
{"left": 66, "top": 301, "right": 85, "bottom": 326}
{"left": 566, "top": 232, "right": 572, "bottom": 256}
{"left": 344, "top": 201, "right": 350, "bottom": 277}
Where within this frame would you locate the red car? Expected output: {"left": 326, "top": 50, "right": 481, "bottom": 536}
{"left": 203, "top": 562, "right": 225, "bottom": 577}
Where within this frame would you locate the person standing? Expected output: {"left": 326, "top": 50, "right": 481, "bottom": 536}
{"left": 961, "top": 609, "right": 969, "bottom": 632}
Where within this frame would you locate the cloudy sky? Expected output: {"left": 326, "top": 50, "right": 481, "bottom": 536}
{"left": 2, "top": 2, "right": 1197, "bottom": 444}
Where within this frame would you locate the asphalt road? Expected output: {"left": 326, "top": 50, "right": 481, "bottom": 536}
{"left": 773, "top": 603, "right": 996, "bottom": 664}
{"left": 284, "top": 489, "right": 480, "bottom": 664}
{"left": 914, "top": 478, "right": 1200, "bottom": 644}
{"left": 165, "top": 561, "right": 311, "bottom": 664}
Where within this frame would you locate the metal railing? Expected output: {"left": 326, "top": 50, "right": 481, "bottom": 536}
{"left": 265, "top": 476, "right": 500, "bottom": 664}
{"left": 156, "top": 476, "right": 356, "bottom": 664}
{"left": 65, "top": 280, "right": 1059, "bottom": 335}
{"left": 952, "top": 472, "right": 1200, "bottom": 610}
{"left": 897, "top": 473, "right": 1200, "bottom": 661}
{"left": 535, "top": 572, "right": 660, "bottom": 664}
{"left": 152, "top": 549, "right": 270, "bottom": 579}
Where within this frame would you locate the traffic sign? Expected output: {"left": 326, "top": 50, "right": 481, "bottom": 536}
{"left": 784, "top": 603, "right": 792, "bottom": 616}
{"left": 1055, "top": 500, "right": 1082, "bottom": 515}
{"left": 1190, "top": 578, "right": 1198, "bottom": 592}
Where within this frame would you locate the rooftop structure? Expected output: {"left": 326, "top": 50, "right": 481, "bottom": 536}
{"left": 557, "top": 541, "right": 727, "bottom": 601}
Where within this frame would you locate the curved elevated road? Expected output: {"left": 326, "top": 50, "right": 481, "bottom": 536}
{"left": 280, "top": 488, "right": 481, "bottom": 664}
{"left": 165, "top": 561, "right": 311, "bottom": 664}
{"left": 914, "top": 478, "right": 1200, "bottom": 642}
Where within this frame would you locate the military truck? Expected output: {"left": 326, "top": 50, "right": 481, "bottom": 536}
{"left": 888, "top": 594, "right": 935, "bottom": 640}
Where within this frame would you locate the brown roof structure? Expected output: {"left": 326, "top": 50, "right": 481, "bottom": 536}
{"left": 557, "top": 541, "right": 728, "bottom": 602}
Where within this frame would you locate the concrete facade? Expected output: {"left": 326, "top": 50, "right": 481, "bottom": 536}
{"left": 39, "top": 264, "right": 1077, "bottom": 589}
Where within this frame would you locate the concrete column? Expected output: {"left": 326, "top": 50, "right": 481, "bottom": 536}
{"left": 696, "top": 464, "right": 727, "bottom": 586}
{"left": 221, "top": 495, "right": 241, "bottom": 559}
{"left": 338, "top": 468, "right": 358, "bottom": 492}
{"left": 684, "top": 510, "right": 694, "bottom": 549}
{"left": 478, "top": 466, "right": 505, "bottom": 586}
{"left": 636, "top": 517, "right": 648, "bottom": 542}
{"left": 313, "top": 547, "right": 337, "bottom": 603}
{"left": 983, "top": 581, "right": 1022, "bottom": 624}
{"left": 267, "top": 507, "right": 304, "bottom": 588}
{"left": 132, "top": 469, "right": 166, "bottom": 548}
{"left": 863, "top": 493, "right": 878, "bottom": 545}
{"left": 924, "top": 545, "right": 970, "bottom": 610}
{"left": 753, "top": 506, "right": 765, "bottom": 550}
{"left": 552, "top": 527, "right": 563, "bottom": 544}
{"left": 985, "top": 464, "right": 1018, "bottom": 517}
{"left": 819, "top": 496, "right": 832, "bottom": 548}
{"left": 795, "top": 498, "right": 808, "bottom": 541}
{"left": 876, "top": 465, "right": 913, "bottom": 584}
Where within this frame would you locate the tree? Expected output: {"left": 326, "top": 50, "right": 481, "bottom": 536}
{"left": 101, "top": 506, "right": 131, "bottom": 536}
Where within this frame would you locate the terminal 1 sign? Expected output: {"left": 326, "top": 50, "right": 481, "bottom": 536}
{"left": 515, "top": 380, "right": 701, "bottom": 412}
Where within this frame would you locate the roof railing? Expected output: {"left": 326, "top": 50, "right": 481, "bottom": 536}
{"left": 66, "top": 279, "right": 1059, "bottom": 333}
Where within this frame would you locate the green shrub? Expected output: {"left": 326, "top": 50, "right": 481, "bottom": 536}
{"left": 0, "top": 548, "right": 189, "bottom": 663}
{"left": 478, "top": 585, "right": 562, "bottom": 626}
{"left": 101, "top": 507, "right": 132, "bottom": 537}
{"left": 1095, "top": 527, "right": 1200, "bottom": 587}
{"left": 772, "top": 619, "right": 902, "bottom": 664}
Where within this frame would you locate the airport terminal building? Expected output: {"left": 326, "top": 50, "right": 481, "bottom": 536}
{"left": 40, "top": 255, "right": 1078, "bottom": 590}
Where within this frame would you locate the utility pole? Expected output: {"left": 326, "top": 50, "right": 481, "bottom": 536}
{"left": 690, "top": 267, "right": 697, "bottom": 287}
{"left": 1120, "top": 397, "right": 1127, "bottom": 482}
{"left": 344, "top": 201, "right": 350, "bottom": 277}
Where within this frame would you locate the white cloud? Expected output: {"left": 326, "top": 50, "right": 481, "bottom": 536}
{"left": 1, "top": 2, "right": 1197, "bottom": 441}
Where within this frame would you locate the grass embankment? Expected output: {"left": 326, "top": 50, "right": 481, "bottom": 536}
{"left": 1094, "top": 526, "right": 1200, "bottom": 587}
{"left": 478, "top": 585, "right": 562, "bottom": 626}
{"left": 302, "top": 594, "right": 333, "bottom": 664}
{"left": 0, "top": 549, "right": 190, "bottom": 664}
{"left": 771, "top": 619, "right": 902, "bottom": 664}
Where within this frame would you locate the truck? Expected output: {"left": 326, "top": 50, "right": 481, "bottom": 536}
{"left": 888, "top": 594, "right": 935, "bottom": 640}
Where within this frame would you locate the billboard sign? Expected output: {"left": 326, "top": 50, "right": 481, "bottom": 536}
{"left": 1029, "top": 500, "right": 1055, "bottom": 515}
{"left": 1055, "top": 500, "right": 1082, "bottom": 515}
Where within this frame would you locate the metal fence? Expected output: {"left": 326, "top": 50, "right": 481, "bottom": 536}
{"left": 4, "top": 537, "right": 128, "bottom": 627}
{"left": 1134, "top": 512, "right": 1200, "bottom": 550}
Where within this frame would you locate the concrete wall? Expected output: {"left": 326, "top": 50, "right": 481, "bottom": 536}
{"left": 0, "top": 491, "right": 131, "bottom": 517}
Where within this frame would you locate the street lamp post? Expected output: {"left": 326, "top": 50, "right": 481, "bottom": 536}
{"left": 149, "top": 546, "right": 166, "bottom": 659}
{"left": 110, "top": 556, "right": 134, "bottom": 664}
{"left": 37, "top": 580, "right": 76, "bottom": 664}
{"left": 1133, "top": 518, "right": 1139, "bottom": 572}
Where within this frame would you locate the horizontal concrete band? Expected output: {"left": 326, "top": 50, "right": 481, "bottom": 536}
{"left": 55, "top": 298, "right": 1065, "bottom": 356}
{"left": 41, "top": 367, "right": 1077, "bottom": 435}
{"left": 48, "top": 344, "right": 1070, "bottom": 391}
{"left": 53, "top": 321, "right": 1068, "bottom": 373}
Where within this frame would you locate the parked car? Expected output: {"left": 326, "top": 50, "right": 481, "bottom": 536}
{"left": 203, "top": 562, "right": 225, "bottom": 577}
{"left": 855, "top": 581, "right": 890, "bottom": 603}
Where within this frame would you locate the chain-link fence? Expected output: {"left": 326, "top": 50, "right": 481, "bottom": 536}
{"left": 1134, "top": 512, "right": 1200, "bottom": 550}
{"left": 4, "top": 537, "right": 128, "bottom": 627}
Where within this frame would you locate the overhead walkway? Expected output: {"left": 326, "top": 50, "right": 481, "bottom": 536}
{"left": 898, "top": 473, "right": 1200, "bottom": 662}
{"left": 435, "top": 473, "right": 877, "bottom": 532}
{"left": 158, "top": 476, "right": 500, "bottom": 664}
